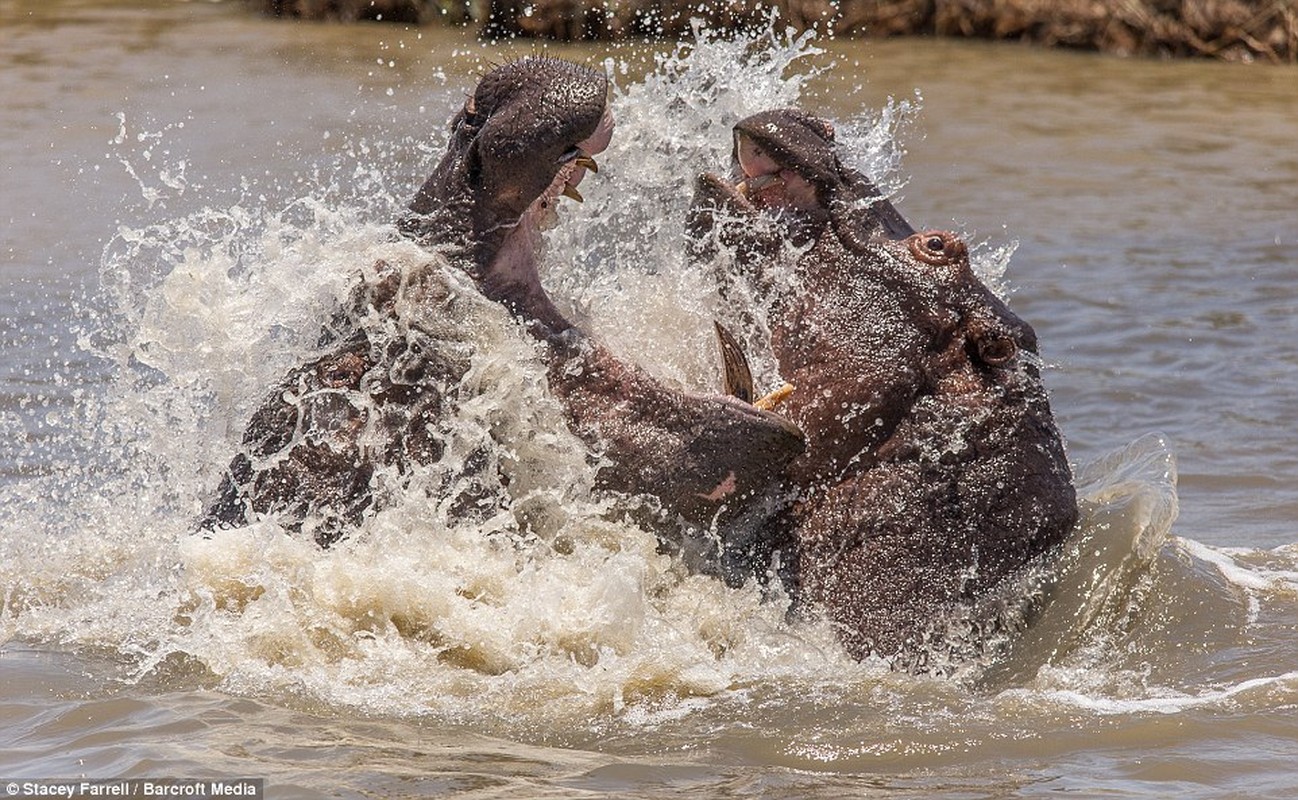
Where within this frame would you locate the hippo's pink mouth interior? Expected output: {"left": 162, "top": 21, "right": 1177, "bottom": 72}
{"left": 733, "top": 131, "right": 819, "bottom": 212}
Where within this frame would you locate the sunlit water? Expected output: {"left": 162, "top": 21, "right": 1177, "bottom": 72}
{"left": 3, "top": 2, "right": 1298, "bottom": 798}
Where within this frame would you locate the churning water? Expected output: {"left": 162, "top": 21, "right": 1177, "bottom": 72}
{"left": 3, "top": 3, "right": 1298, "bottom": 797}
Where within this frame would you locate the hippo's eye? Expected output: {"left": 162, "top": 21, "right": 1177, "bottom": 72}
{"left": 908, "top": 230, "right": 969, "bottom": 269}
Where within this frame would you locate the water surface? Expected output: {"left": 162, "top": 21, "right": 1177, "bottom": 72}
{"left": 3, "top": 2, "right": 1298, "bottom": 798}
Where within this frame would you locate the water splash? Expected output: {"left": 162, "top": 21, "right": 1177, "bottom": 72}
{"left": 546, "top": 27, "right": 920, "bottom": 392}
{"left": 3, "top": 23, "right": 1288, "bottom": 744}
{"left": 1, "top": 29, "right": 882, "bottom": 731}
{"left": 110, "top": 112, "right": 193, "bottom": 210}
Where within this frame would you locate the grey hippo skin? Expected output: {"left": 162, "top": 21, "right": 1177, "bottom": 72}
{"left": 202, "top": 58, "right": 804, "bottom": 559}
{"left": 688, "top": 109, "right": 1079, "bottom": 665}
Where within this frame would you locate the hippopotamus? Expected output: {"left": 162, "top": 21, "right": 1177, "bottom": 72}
{"left": 202, "top": 58, "right": 804, "bottom": 560}
{"left": 688, "top": 109, "right": 1079, "bottom": 663}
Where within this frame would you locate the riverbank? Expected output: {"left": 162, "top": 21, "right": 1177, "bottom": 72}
{"left": 254, "top": 0, "right": 1297, "bottom": 63}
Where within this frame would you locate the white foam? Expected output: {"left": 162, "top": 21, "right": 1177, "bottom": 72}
{"left": 1011, "top": 669, "right": 1298, "bottom": 716}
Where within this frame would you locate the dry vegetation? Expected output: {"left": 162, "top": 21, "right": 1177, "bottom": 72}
{"left": 254, "top": 0, "right": 1298, "bottom": 63}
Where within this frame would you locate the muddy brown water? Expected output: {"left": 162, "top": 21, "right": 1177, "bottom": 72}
{"left": 3, "top": 2, "right": 1298, "bottom": 798}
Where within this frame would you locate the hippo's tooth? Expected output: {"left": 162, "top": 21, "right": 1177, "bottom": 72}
{"left": 713, "top": 321, "right": 754, "bottom": 404}
{"left": 561, "top": 183, "right": 584, "bottom": 203}
{"left": 754, "top": 383, "right": 794, "bottom": 411}
{"left": 559, "top": 148, "right": 599, "bottom": 174}
{"left": 736, "top": 173, "right": 780, "bottom": 201}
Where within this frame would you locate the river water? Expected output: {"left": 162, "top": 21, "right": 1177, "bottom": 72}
{"left": 3, "top": 2, "right": 1298, "bottom": 797}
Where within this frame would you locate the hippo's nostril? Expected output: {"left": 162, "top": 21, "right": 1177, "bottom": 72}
{"left": 978, "top": 336, "right": 1018, "bottom": 366}
{"left": 926, "top": 235, "right": 945, "bottom": 252}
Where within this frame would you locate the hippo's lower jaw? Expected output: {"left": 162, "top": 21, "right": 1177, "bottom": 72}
{"left": 472, "top": 106, "right": 613, "bottom": 334}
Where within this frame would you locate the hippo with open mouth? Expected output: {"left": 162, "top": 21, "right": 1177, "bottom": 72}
{"left": 201, "top": 58, "right": 805, "bottom": 560}
{"left": 688, "top": 109, "right": 1079, "bottom": 663}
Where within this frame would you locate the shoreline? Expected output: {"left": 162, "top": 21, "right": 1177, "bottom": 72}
{"left": 255, "top": 0, "right": 1298, "bottom": 64}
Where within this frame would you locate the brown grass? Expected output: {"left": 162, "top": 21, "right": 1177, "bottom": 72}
{"left": 477, "top": 0, "right": 1298, "bottom": 63}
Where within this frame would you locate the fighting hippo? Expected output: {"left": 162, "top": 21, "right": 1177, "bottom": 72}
{"left": 689, "top": 109, "right": 1079, "bottom": 663}
{"left": 202, "top": 58, "right": 804, "bottom": 561}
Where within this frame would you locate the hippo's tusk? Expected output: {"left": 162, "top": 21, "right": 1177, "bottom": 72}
{"left": 559, "top": 147, "right": 599, "bottom": 174}
{"left": 713, "top": 321, "right": 755, "bottom": 404}
{"left": 715, "top": 321, "right": 795, "bottom": 411}
{"left": 754, "top": 383, "right": 794, "bottom": 411}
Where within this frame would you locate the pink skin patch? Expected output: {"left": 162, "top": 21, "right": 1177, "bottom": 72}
{"left": 582, "top": 107, "right": 615, "bottom": 165}
{"left": 697, "top": 470, "right": 738, "bottom": 501}
{"left": 735, "top": 133, "right": 818, "bottom": 212}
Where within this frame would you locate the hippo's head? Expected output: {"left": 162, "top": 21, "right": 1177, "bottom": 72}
{"left": 400, "top": 57, "right": 613, "bottom": 330}
{"left": 690, "top": 109, "right": 1078, "bottom": 664}
{"left": 729, "top": 108, "right": 914, "bottom": 243}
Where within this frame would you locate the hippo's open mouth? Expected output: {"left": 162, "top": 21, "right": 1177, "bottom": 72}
{"left": 690, "top": 108, "right": 916, "bottom": 252}
{"left": 527, "top": 106, "right": 613, "bottom": 229}
{"left": 733, "top": 128, "right": 823, "bottom": 213}
{"left": 484, "top": 101, "right": 614, "bottom": 323}
{"left": 396, "top": 57, "right": 616, "bottom": 330}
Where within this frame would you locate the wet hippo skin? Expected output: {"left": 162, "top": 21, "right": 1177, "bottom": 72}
{"left": 689, "top": 109, "right": 1079, "bottom": 663}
